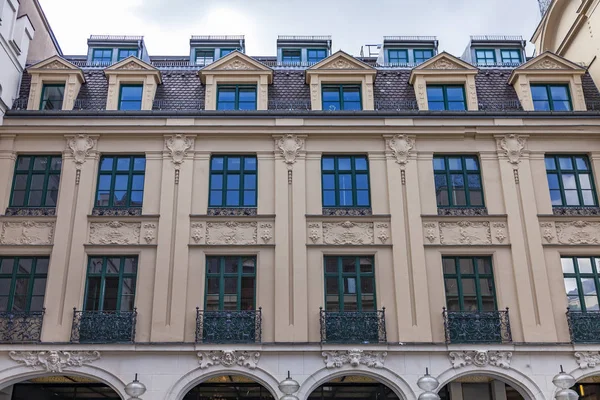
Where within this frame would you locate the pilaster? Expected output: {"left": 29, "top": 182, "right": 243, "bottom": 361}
{"left": 0, "top": 135, "right": 16, "bottom": 212}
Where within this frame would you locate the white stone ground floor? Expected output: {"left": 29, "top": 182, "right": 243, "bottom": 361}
{"left": 0, "top": 344, "right": 599, "bottom": 400}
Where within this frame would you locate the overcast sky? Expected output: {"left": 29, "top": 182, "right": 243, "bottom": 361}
{"left": 40, "top": 0, "right": 542, "bottom": 57}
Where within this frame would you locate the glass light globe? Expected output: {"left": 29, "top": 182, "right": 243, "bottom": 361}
{"left": 552, "top": 371, "right": 576, "bottom": 390}
{"left": 555, "top": 388, "right": 579, "bottom": 400}
{"left": 418, "top": 392, "right": 441, "bottom": 400}
{"left": 279, "top": 377, "right": 300, "bottom": 395}
{"left": 280, "top": 395, "right": 299, "bottom": 400}
{"left": 125, "top": 375, "right": 147, "bottom": 397}
{"left": 417, "top": 374, "right": 439, "bottom": 392}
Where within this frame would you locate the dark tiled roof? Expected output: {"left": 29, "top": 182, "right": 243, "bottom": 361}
{"left": 582, "top": 74, "right": 600, "bottom": 106}
{"left": 154, "top": 71, "right": 204, "bottom": 110}
{"left": 475, "top": 70, "right": 520, "bottom": 110}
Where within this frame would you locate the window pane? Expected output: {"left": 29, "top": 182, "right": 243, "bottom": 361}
{"left": 446, "top": 87, "right": 464, "bottom": 101}
{"left": 227, "top": 157, "right": 241, "bottom": 171}
{"left": 550, "top": 86, "right": 569, "bottom": 100}
{"left": 465, "top": 157, "right": 479, "bottom": 171}
{"left": 433, "top": 158, "right": 445, "bottom": 170}
{"left": 244, "top": 175, "right": 256, "bottom": 189}
{"left": 565, "top": 190, "right": 581, "bottom": 205}
{"left": 545, "top": 157, "right": 556, "bottom": 170}
{"left": 564, "top": 278, "right": 579, "bottom": 296}
{"left": 211, "top": 157, "right": 224, "bottom": 171}
{"left": 547, "top": 174, "right": 560, "bottom": 189}
{"left": 226, "top": 191, "right": 240, "bottom": 206}
{"left": 427, "top": 87, "right": 444, "bottom": 101}
{"left": 354, "top": 157, "right": 368, "bottom": 170}
{"left": 583, "top": 190, "right": 595, "bottom": 206}
{"left": 559, "top": 157, "right": 573, "bottom": 170}
{"left": 325, "top": 258, "right": 338, "bottom": 274}
{"left": 561, "top": 258, "right": 575, "bottom": 273}
{"left": 244, "top": 157, "right": 257, "bottom": 171}
{"left": 323, "top": 175, "right": 335, "bottom": 189}
{"left": 459, "top": 258, "right": 474, "bottom": 274}
{"left": 578, "top": 258, "right": 594, "bottom": 273}
{"left": 338, "top": 158, "right": 351, "bottom": 170}
{"left": 531, "top": 86, "right": 549, "bottom": 100}
{"left": 120, "top": 86, "right": 143, "bottom": 101}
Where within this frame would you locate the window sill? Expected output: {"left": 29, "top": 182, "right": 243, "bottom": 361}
{"left": 437, "top": 207, "right": 488, "bottom": 217}
{"left": 553, "top": 207, "right": 600, "bottom": 216}
{"left": 207, "top": 208, "right": 257, "bottom": 217}
{"left": 92, "top": 207, "right": 143, "bottom": 217}
{"left": 4, "top": 207, "right": 56, "bottom": 217}
{"left": 322, "top": 208, "right": 373, "bottom": 217}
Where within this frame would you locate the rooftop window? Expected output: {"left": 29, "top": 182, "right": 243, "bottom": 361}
{"left": 217, "top": 85, "right": 257, "bottom": 111}
{"left": 282, "top": 49, "right": 301, "bottom": 64}
{"left": 388, "top": 49, "right": 409, "bottom": 65}
{"left": 427, "top": 85, "right": 466, "bottom": 111}
{"left": 475, "top": 49, "right": 496, "bottom": 66}
{"left": 307, "top": 49, "right": 327, "bottom": 63}
{"left": 196, "top": 49, "right": 215, "bottom": 66}
{"left": 92, "top": 49, "right": 113, "bottom": 64}
{"left": 119, "top": 85, "right": 143, "bottom": 111}
{"left": 531, "top": 84, "right": 572, "bottom": 111}
{"left": 40, "top": 84, "right": 64, "bottom": 110}
{"left": 414, "top": 49, "right": 434, "bottom": 64}
{"left": 500, "top": 49, "right": 521, "bottom": 65}
{"left": 117, "top": 49, "right": 138, "bottom": 61}
{"left": 322, "top": 85, "right": 362, "bottom": 111}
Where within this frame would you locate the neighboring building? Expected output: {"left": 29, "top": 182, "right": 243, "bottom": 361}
{"left": 461, "top": 35, "right": 527, "bottom": 67}
{"left": 1, "top": 31, "right": 600, "bottom": 400}
{"left": 532, "top": 0, "right": 600, "bottom": 87}
{"left": 16, "top": 0, "right": 61, "bottom": 63}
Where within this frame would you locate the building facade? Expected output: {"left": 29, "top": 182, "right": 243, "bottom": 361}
{"left": 0, "top": 34, "right": 600, "bottom": 400}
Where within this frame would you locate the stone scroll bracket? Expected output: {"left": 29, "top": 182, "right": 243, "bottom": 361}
{"left": 275, "top": 134, "right": 305, "bottom": 184}
{"left": 65, "top": 134, "right": 98, "bottom": 185}
{"left": 496, "top": 134, "right": 527, "bottom": 185}
{"left": 385, "top": 134, "right": 415, "bottom": 185}
{"left": 165, "top": 134, "right": 195, "bottom": 184}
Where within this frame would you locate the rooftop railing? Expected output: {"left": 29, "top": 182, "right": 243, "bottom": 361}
{"left": 277, "top": 35, "right": 331, "bottom": 41}
{"left": 375, "top": 100, "right": 419, "bottom": 111}
{"left": 191, "top": 35, "right": 244, "bottom": 41}
{"left": 89, "top": 35, "right": 143, "bottom": 41}
{"left": 470, "top": 35, "right": 524, "bottom": 42}
{"left": 384, "top": 36, "right": 437, "bottom": 41}
{"left": 478, "top": 100, "right": 523, "bottom": 111}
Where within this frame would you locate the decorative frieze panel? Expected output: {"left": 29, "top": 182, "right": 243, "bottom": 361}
{"left": 9, "top": 350, "right": 101, "bottom": 373}
{"left": 307, "top": 220, "right": 390, "bottom": 245}
{"left": 575, "top": 351, "right": 600, "bottom": 369}
{"left": 449, "top": 351, "right": 512, "bottom": 369}
{"left": 540, "top": 220, "right": 600, "bottom": 245}
{"left": 0, "top": 221, "right": 55, "bottom": 245}
{"left": 190, "top": 218, "right": 274, "bottom": 245}
{"left": 198, "top": 350, "right": 260, "bottom": 369}
{"left": 423, "top": 220, "right": 508, "bottom": 245}
{"left": 322, "top": 349, "right": 386, "bottom": 369}
{"left": 88, "top": 221, "right": 157, "bottom": 245}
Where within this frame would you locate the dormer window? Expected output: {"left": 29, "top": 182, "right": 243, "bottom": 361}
{"left": 500, "top": 49, "right": 521, "bottom": 65}
{"left": 92, "top": 49, "right": 113, "bottom": 64}
{"left": 307, "top": 49, "right": 327, "bottom": 63}
{"left": 104, "top": 57, "right": 162, "bottom": 111}
{"left": 40, "top": 84, "right": 65, "bottom": 110}
{"left": 414, "top": 49, "right": 434, "bottom": 64}
{"left": 475, "top": 49, "right": 496, "bottom": 66}
{"left": 322, "top": 85, "right": 362, "bottom": 111}
{"left": 195, "top": 50, "right": 214, "bottom": 66}
{"left": 119, "top": 84, "right": 143, "bottom": 110}
{"left": 427, "top": 85, "right": 466, "bottom": 111}
{"left": 282, "top": 49, "right": 301, "bottom": 64}
{"left": 118, "top": 49, "right": 138, "bottom": 61}
{"left": 217, "top": 85, "right": 257, "bottom": 110}
{"left": 388, "top": 49, "right": 409, "bottom": 65}
{"left": 531, "top": 84, "right": 572, "bottom": 111}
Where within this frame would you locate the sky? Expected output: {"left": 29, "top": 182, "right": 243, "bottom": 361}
{"left": 40, "top": 0, "right": 543, "bottom": 57}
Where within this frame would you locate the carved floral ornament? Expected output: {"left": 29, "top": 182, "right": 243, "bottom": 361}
{"left": 10, "top": 350, "right": 101, "bottom": 373}
{"left": 0, "top": 221, "right": 55, "bottom": 245}
{"left": 497, "top": 134, "right": 527, "bottom": 167}
{"left": 221, "top": 59, "right": 254, "bottom": 70}
{"left": 89, "top": 221, "right": 141, "bottom": 245}
{"left": 42, "top": 60, "right": 70, "bottom": 70}
{"left": 428, "top": 58, "right": 461, "bottom": 70}
{"left": 276, "top": 135, "right": 305, "bottom": 168}
{"left": 449, "top": 351, "right": 512, "bottom": 370}
{"left": 386, "top": 135, "right": 415, "bottom": 168}
{"left": 198, "top": 350, "right": 260, "bottom": 369}
{"left": 322, "top": 349, "right": 387, "bottom": 369}
{"left": 165, "top": 134, "right": 194, "bottom": 168}
{"left": 575, "top": 351, "right": 600, "bottom": 369}
{"left": 66, "top": 135, "right": 96, "bottom": 169}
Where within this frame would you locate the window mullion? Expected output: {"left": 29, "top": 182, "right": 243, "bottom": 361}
{"left": 98, "top": 258, "right": 107, "bottom": 311}
{"left": 455, "top": 258, "right": 465, "bottom": 311}
{"left": 445, "top": 157, "right": 453, "bottom": 207}
{"left": 351, "top": 157, "right": 357, "bottom": 207}
{"left": 115, "top": 257, "right": 125, "bottom": 311}
{"left": 574, "top": 259, "right": 586, "bottom": 312}
{"left": 8, "top": 257, "right": 18, "bottom": 311}
{"left": 473, "top": 258, "right": 483, "bottom": 311}
{"left": 339, "top": 87, "right": 344, "bottom": 110}
{"left": 355, "top": 257, "right": 362, "bottom": 311}
{"left": 555, "top": 159, "right": 567, "bottom": 206}
{"left": 338, "top": 257, "right": 343, "bottom": 311}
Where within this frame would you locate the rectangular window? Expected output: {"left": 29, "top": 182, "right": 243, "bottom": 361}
{"left": 10, "top": 155, "right": 62, "bottom": 208}
{"left": 216, "top": 85, "right": 257, "bottom": 111}
{"left": 414, "top": 49, "right": 434, "bottom": 64}
{"left": 324, "top": 256, "right": 376, "bottom": 312}
{"left": 500, "top": 49, "right": 521, "bottom": 65}
{"left": 433, "top": 155, "right": 484, "bottom": 207}
{"left": 562, "top": 257, "right": 600, "bottom": 312}
{"left": 40, "top": 84, "right": 65, "bottom": 110}
{"left": 307, "top": 49, "right": 327, "bottom": 63}
{"left": 209, "top": 155, "right": 257, "bottom": 207}
{"left": 195, "top": 49, "right": 214, "bottom": 66}
{"left": 220, "top": 48, "right": 238, "bottom": 57}
{"left": 388, "top": 49, "right": 409, "bottom": 65}
{"left": 443, "top": 257, "right": 497, "bottom": 312}
{"left": 91, "top": 48, "right": 113, "bottom": 64}
{"left": 282, "top": 49, "right": 301, "bottom": 64}
{"left": 427, "top": 85, "right": 466, "bottom": 111}
{"left": 95, "top": 156, "right": 146, "bottom": 208}
{"left": 0, "top": 257, "right": 48, "bottom": 312}
{"left": 545, "top": 155, "right": 597, "bottom": 207}
{"left": 475, "top": 49, "right": 496, "bottom": 66}
{"left": 117, "top": 49, "right": 138, "bottom": 61}
{"left": 322, "top": 155, "right": 370, "bottom": 207}
{"left": 84, "top": 256, "right": 137, "bottom": 312}
{"left": 205, "top": 256, "right": 256, "bottom": 311}
{"left": 531, "top": 84, "right": 572, "bottom": 111}
{"left": 118, "top": 84, "right": 143, "bottom": 111}
{"left": 322, "top": 85, "right": 362, "bottom": 111}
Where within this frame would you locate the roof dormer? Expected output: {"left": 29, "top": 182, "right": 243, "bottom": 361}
{"left": 462, "top": 35, "right": 526, "bottom": 67}
{"left": 276, "top": 35, "right": 332, "bottom": 66}
{"left": 190, "top": 35, "right": 246, "bottom": 66}
{"left": 26, "top": 56, "right": 85, "bottom": 111}
{"left": 104, "top": 56, "right": 162, "bottom": 111}
{"left": 87, "top": 35, "right": 149, "bottom": 66}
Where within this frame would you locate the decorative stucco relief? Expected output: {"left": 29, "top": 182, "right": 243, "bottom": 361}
{"left": 89, "top": 221, "right": 141, "bottom": 245}
{"left": 0, "top": 221, "right": 55, "bottom": 245}
{"left": 449, "top": 351, "right": 512, "bottom": 369}
{"left": 323, "top": 349, "right": 386, "bottom": 369}
{"left": 260, "top": 223, "right": 273, "bottom": 244}
{"left": 556, "top": 221, "right": 600, "bottom": 245}
{"left": 386, "top": 135, "right": 415, "bottom": 168}
{"left": 308, "top": 223, "right": 322, "bottom": 244}
{"left": 439, "top": 221, "right": 492, "bottom": 245}
{"left": 423, "top": 222, "right": 438, "bottom": 244}
{"left": 376, "top": 223, "right": 390, "bottom": 244}
{"left": 321, "top": 59, "right": 360, "bottom": 69}
{"left": 497, "top": 134, "right": 527, "bottom": 167}
{"left": 66, "top": 134, "right": 96, "bottom": 169}
{"left": 206, "top": 222, "right": 258, "bottom": 245}
{"left": 493, "top": 222, "right": 507, "bottom": 243}
{"left": 529, "top": 59, "right": 563, "bottom": 69}
{"left": 9, "top": 350, "right": 101, "bottom": 373}
{"left": 221, "top": 60, "right": 253, "bottom": 70}
{"left": 165, "top": 134, "right": 194, "bottom": 167}
{"left": 575, "top": 351, "right": 600, "bottom": 369}
{"left": 540, "top": 222, "right": 556, "bottom": 244}
{"left": 190, "top": 223, "right": 204, "bottom": 244}
{"left": 143, "top": 223, "right": 157, "bottom": 244}
{"left": 42, "top": 60, "right": 70, "bottom": 69}
{"left": 322, "top": 221, "right": 375, "bottom": 245}
{"left": 427, "top": 58, "right": 461, "bottom": 70}
{"left": 275, "top": 134, "right": 305, "bottom": 168}
{"left": 198, "top": 351, "right": 260, "bottom": 369}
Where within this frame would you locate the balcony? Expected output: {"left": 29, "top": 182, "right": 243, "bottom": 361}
{"left": 70, "top": 309, "right": 137, "bottom": 344}
{"left": 196, "top": 308, "right": 262, "bottom": 343}
{"left": 0, "top": 310, "right": 44, "bottom": 343}
{"left": 567, "top": 309, "right": 600, "bottom": 343}
{"left": 320, "top": 308, "right": 387, "bottom": 344}
{"left": 443, "top": 308, "right": 512, "bottom": 344}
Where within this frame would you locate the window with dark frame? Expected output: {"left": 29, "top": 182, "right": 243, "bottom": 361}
{"left": 95, "top": 156, "right": 145, "bottom": 208}
{"left": 117, "top": 49, "right": 138, "bottom": 61}
{"left": 545, "top": 155, "right": 597, "bottom": 207}
{"left": 84, "top": 256, "right": 137, "bottom": 312}
{"left": 204, "top": 256, "right": 256, "bottom": 311}
{"left": 220, "top": 49, "right": 238, "bottom": 57}
{"left": 10, "top": 155, "right": 62, "bottom": 208}
{"left": 118, "top": 84, "right": 143, "bottom": 111}
{"left": 562, "top": 256, "right": 600, "bottom": 312}
{"left": 209, "top": 155, "right": 257, "bottom": 208}
{"left": 427, "top": 85, "right": 466, "bottom": 111}
{"left": 322, "top": 85, "right": 362, "bottom": 111}
{"left": 307, "top": 49, "right": 327, "bottom": 63}
{"left": 388, "top": 49, "right": 409, "bottom": 65}
{"left": 322, "top": 155, "right": 370, "bottom": 208}
{"left": 216, "top": 85, "right": 257, "bottom": 110}
{"left": 475, "top": 49, "right": 496, "bottom": 66}
{"left": 91, "top": 49, "right": 113, "bottom": 64}
{"left": 500, "top": 49, "right": 521, "bottom": 65}
{"left": 433, "top": 155, "right": 484, "bottom": 208}
{"left": 282, "top": 49, "right": 301, "bottom": 64}
{"left": 531, "top": 84, "right": 572, "bottom": 111}
{"left": 414, "top": 49, "right": 434, "bottom": 64}
{"left": 195, "top": 49, "right": 215, "bottom": 66}
{"left": 40, "top": 84, "right": 65, "bottom": 110}
{"left": 324, "top": 256, "right": 376, "bottom": 312}
{"left": 0, "top": 257, "right": 48, "bottom": 312}
{"left": 443, "top": 256, "right": 497, "bottom": 312}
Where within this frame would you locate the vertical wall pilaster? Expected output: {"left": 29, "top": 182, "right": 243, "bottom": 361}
{"left": 0, "top": 135, "right": 16, "bottom": 211}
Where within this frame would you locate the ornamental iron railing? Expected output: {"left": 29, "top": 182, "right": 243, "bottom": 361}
{"left": 196, "top": 308, "right": 262, "bottom": 343}
{"left": 0, "top": 310, "right": 44, "bottom": 343}
{"left": 71, "top": 309, "right": 137, "bottom": 343}
{"left": 443, "top": 308, "right": 512, "bottom": 344}
{"left": 320, "top": 308, "right": 386, "bottom": 344}
{"left": 384, "top": 36, "right": 437, "bottom": 42}
{"left": 478, "top": 100, "right": 523, "bottom": 111}
{"left": 268, "top": 100, "right": 311, "bottom": 110}
{"left": 566, "top": 309, "right": 600, "bottom": 343}
{"left": 375, "top": 100, "right": 419, "bottom": 111}
{"left": 470, "top": 35, "right": 524, "bottom": 42}
{"left": 278, "top": 35, "right": 331, "bottom": 41}
{"left": 153, "top": 99, "right": 204, "bottom": 110}
{"left": 191, "top": 35, "right": 244, "bottom": 41}
{"left": 89, "top": 35, "right": 143, "bottom": 41}
{"left": 11, "top": 98, "right": 28, "bottom": 110}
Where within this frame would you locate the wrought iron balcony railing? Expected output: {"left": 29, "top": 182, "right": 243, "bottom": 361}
{"left": 268, "top": 100, "right": 312, "bottom": 110}
{"left": 443, "top": 308, "right": 512, "bottom": 344}
{"left": 70, "top": 308, "right": 137, "bottom": 344}
{"left": 567, "top": 309, "right": 600, "bottom": 343}
{"left": 196, "top": 308, "right": 262, "bottom": 343}
{"left": 0, "top": 310, "right": 44, "bottom": 343}
{"left": 375, "top": 100, "right": 419, "bottom": 111}
{"left": 320, "top": 308, "right": 386, "bottom": 344}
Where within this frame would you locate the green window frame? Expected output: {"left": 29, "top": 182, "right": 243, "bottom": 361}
{"left": 84, "top": 256, "right": 137, "bottom": 312}
{"left": 117, "top": 48, "right": 138, "bottom": 61}
{"left": 562, "top": 256, "right": 600, "bottom": 312}
{"left": 433, "top": 155, "right": 484, "bottom": 208}
{"left": 324, "top": 256, "right": 376, "bottom": 312}
{"left": 208, "top": 155, "right": 257, "bottom": 208}
{"left": 388, "top": 49, "right": 408, "bottom": 65}
{"left": 307, "top": 49, "right": 327, "bottom": 63}
{"left": 195, "top": 49, "right": 215, "bottom": 65}
{"left": 322, "top": 155, "right": 371, "bottom": 207}
{"left": 414, "top": 49, "right": 434, "bottom": 64}
{"left": 500, "top": 49, "right": 521, "bottom": 65}
{"left": 204, "top": 256, "right": 256, "bottom": 311}
{"left": 427, "top": 85, "right": 466, "bottom": 111}
{"left": 531, "top": 84, "right": 572, "bottom": 111}
{"left": 118, "top": 84, "right": 143, "bottom": 111}
{"left": 95, "top": 155, "right": 146, "bottom": 208}
{"left": 10, "top": 155, "right": 62, "bottom": 208}
{"left": 282, "top": 49, "right": 301, "bottom": 64}
{"left": 220, "top": 48, "right": 238, "bottom": 57}
{"left": 475, "top": 49, "right": 496, "bottom": 65}
{"left": 443, "top": 257, "right": 497, "bottom": 312}
{"left": 91, "top": 48, "right": 113, "bottom": 64}
{"left": 321, "top": 84, "right": 362, "bottom": 111}
{"left": 216, "top": 85, "right": 257, "bottom": 111}
{"left": 39, "top": 84, "right": 65, "bottom": 110}
{"left": 545, "top": 155, "right": 597, "bottom": 207}
{"left": 0, "top": 257, "right": 48, "bottom": 312}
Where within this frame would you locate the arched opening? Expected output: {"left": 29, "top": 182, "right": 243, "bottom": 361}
{"left": 308, "top": 375, "right": 400, "bottom": 400}
{"left": 573, "top": 375, "right": 600, "bottom": 399}
{"left": 182, "top": 375, "right": 275, "bottom": 400}
{"left": 6, "top": 375, "right": 122, "bottom": 399}
{"left": 438, "top": 376, "right": 525, "bottom": 400}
